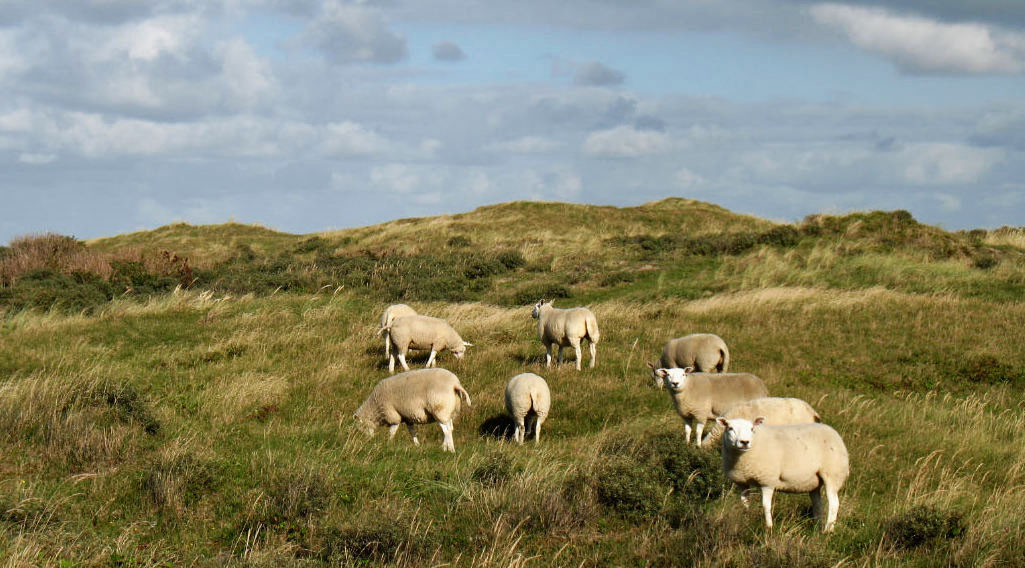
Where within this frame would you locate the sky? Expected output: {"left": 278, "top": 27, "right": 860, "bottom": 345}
{"left": 1, "top": 0, "right": 1024, "bottom": 243}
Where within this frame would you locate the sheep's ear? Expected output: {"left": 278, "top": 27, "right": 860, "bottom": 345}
{"left": 753, "top": 416, "right": 766, "bottom": 427}
{"left": 682, "top": 366, "right": 695, "bottom": 374}
{"left": 463, "top": 341, "right": 473, "bottom": 347}
{"left": 646, "top": 361, "right": 656, "bottom": 370}
{"left": 655, "top": 368, "right": 668, "bottom": 378}
{"left": 717, "top": 417, "right": 730, "bottom": 427}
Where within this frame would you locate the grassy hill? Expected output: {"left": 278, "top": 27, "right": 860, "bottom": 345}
{"left": 2, "top": 199, "right": 1025, "bottom": 566}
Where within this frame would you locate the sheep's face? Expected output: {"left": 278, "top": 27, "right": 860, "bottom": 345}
{"left": 531, "top": 299, "right": 550, "bottom": 319}
{"left": 718, "top": 417, "right": 764, "bottom": 451}
{"left": 661, "top": 367, "right": 694, "bottom": 391}
{"left": 353, "top": 412, "right": 376, "bottom": 437}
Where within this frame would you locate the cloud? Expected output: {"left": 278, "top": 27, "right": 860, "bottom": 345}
{"left": 573, "top": 61, "right": 625, "bottom": 86}
{"left": 898, "top": 142, "right": 1003, "bottom": 185}
{"left": 432, "top": 41, "right": 465, "bottom": 61}
{"left": 303, "top": 2, "right": 407, "bottom": 64}
{"left": 486, "top": 136, "right": 562, "bottom": 154}
{"left": 583, "top": 125, "right": 672, "bottom": 157}
{"left": 811, "top": 3, "right": 1025, "bottom": 73}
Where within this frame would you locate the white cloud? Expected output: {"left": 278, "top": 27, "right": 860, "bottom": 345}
{"left": 18, "top": 153, "right": 56, "bottom": 165}
{"left": 320, "top": 121, "right": 390, "bottom": 156}
{"left": 675, "top": 167, "right": 704, "bottom": 189}
{"left": 486, "top": 136, "right": 562, "bottom": 154}
{"left": 811, "top": 3, "right": 1025, "bottom": 74}
{"left": 898, "top": 142, "right": 1003, "bottom": 185}
{"left": 370, "top": 163, "right": 421, "bottom": 193}
{"left": 216, "top": 38, "right": 278, "bottom": 109}
{"left": 583, "top": 125, "right": 672, "bottom": 157}
{"left": 304, "top": 1, "right": 407, "bottom": 64}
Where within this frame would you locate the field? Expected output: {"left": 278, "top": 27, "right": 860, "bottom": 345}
{"left": 2, "top": 199, "right": 1025, "bottom": 567}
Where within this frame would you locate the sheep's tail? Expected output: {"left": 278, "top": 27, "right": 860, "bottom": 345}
{"left": 376, "top": 323, "right": 392, "bottom": 337}
{"left": 718, "top": 346, "right": 730, "bottom": 373}
{"left": 585, "top": 314, "right": 600, "bottom": 344}
{"left": 812, "top": 411, "right": 822, "bottom": 423}
{"left": 454, "top": 384, "right": 472, "bottom": 407}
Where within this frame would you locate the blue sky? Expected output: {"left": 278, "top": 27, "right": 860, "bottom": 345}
{"left": 1, "top": 1, "right": 1024, "bottom": 243}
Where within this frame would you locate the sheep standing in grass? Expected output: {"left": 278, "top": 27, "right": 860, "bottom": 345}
{"left": 653, "top": 333, "right": 730, "bottom": 388}
{"left": 702, "top": 397, "right": 821, "bottom": 448}
{"left": 718, "top": 417, "right": 849, "bottom": 532}
{"left": 531, "top": 299, "right": 600, "bottom": 370}
{"left": 353, "top": 368, "right": 472, "bottom": 453}
{"left": 648, "top": 365, "right": 768, "bottom": 447}
{"left": 504, "top": 373, "right": 551, "bottom": 444}
{"left": 379, "top": 304, "right": 418, "bottom": 359}
{"left": 383, "top": 315, "right": 472, "bottom": 374}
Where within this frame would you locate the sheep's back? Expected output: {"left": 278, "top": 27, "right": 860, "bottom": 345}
{"left": 688, "top": 373, "right": 768, "bottom": 415}
{"left": 373, "top": 369, "right": 462, "bottom": 423}
{"left": 505, "top": 373, "right": 551, "bottom": 417}
{"left": 730, "top": 424, "right": 848, "bottom": 492}
{"left": 661, "top": 334, "right": 727, "bottom": 371}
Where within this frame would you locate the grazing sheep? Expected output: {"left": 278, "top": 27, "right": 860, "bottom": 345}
{"left": 382, "top": 315, "right": 472, "bottom": 374}
{"left": 531, "top": 299, "right": 600, "bottom": 370}
{"left": 353, "top": 368, "right": 472, "bottom": 453}
{"left": 648, "top": 364, "right": 768, "bottom": 447}
{"left": 379, "top": 304, "right": 418, "bottom": 358}
{"left": 653, "top": 333, "right": 730, "bottom": 388}
{"left": 504, "top": 373, "right": 551, "bottom": 444}
{"left": 702, "top": 397, "right": 821, "bottom": 448}
{"left": 718, "top": 417, "right": 849, "bottom": 532}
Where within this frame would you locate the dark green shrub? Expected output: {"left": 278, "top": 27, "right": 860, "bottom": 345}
{"left": 885, "top": 505, "right": 965, "bottom": 550}
{"left": 142, "top": 452, "right": 217, "bottom": 513}
{"left": 447, "top": 235, "right": 472, "bottom": 247}
{"left": 0, "top": 269, "right": 114, "bottom": 314}
{"left": 959, "top": 354, "right": 1025, "bottom": 387}
{"left": 600, "top": 271, "right": 637, "bottom": 287}
{"left": 592, "top": 456, "right": 666, "bottom": 519}
{"left": 646, "top": 432, "right": 726, "bottom": 501}
{"left": 972, "top": 251, "right": 999, "bottom": 270}
{"left": 496, "top": 250, "right": 526, "bottom": 270}
{"left": 313, "top": 524, "right": 404, "bottom": 563}
{"left": 292, "top": 236, "right": 331, "bottom": 255}
{"left": 507, "top": 283, "right": 571, "bottom": 307}
{"left": 87, "top": 380, "right": 161, "bottom": 435}
{"left": 472, "top": 453, "right": 517, "bottom": 487}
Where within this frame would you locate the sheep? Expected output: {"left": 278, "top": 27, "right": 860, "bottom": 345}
{"left": 647, "top": 364, "right": 768, "bottom": 447}
{"left": 353, "top": 368, "right": 472, "bottom": 453}
{"left": 702, "top": 397, "right": 821, "bottom": 448}
{"left": 653, "top": 333, "right": 730, "bottom": 389}
{"left": 382, "top": 315, "right": 472, "bottom": 374}
{"left": 379, "top": 304, "right": 418, "bottom": 359}
{"left": 504, "top": 373, "right": 551, "bottom": 444}
{"left": 531, "top": 299, "right": 600, "bottom": 370}
{"left": 718, "top": 417, "right": 849, "bottom": 532}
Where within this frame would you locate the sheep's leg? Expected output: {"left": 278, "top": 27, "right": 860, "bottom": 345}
{"left": 761, "top": 486, "right": 775, "bottom": 528}
{"left": 406, "top": 423, "right": 420, "bottom": 446}
{"left": 683, "top": 419, "right": 693, "bottom": 444}
{"left": 389, "top": 354, "right": 396, "bottom": 374}
{"left": 694, "top": 421, "right": 705, "bottom": 447}
{"left": 810, "top": 487, "right": 823, "bottom": 524}
{"left": 397, "top": 353, "right": 410, "bottom": 371}
{"left": 514, "top": 420, "right": 525, "bottom": 444}
{"left": 588, "top": 341, "right": 597, "bottom": 368}
{"left": 557, "top": 345, "right": 564, "bottom": 366}
{"left": 572, "top": 341, "right": 582, "bottom": 371}
{"left": 533, "top": 417, "right": 542, "bottom": 444}
{"left": 824, "top": 483, "right": 840, "bottom": 533}
{"left": 439, "top": 422, "right": 455, "bottom": 453}
{"left": 739, "top": 487, "right": 755, "bottom": 509}
{"left": 425, "top": 349, "right": 437, "bottom": 368}
{"left": 384, "top": 333, "right": 391, "bottom": 358}
{"left": 544, "top": 344, "right": 553, "bottom": 368}
{"left": 387, "top": 424, "right": 399, "bottom": 440}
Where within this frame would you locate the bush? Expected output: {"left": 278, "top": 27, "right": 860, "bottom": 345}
{"left": 496, "top": 250, "right": 526, "bottom": 270}
{"left": 447, "top": 235, "right": 472, "bottom": 248}
{"left": 506, "top": 283, "right": 571, "bottom": 307}
{"left": 0, "top": 269, "right": 115, "bottom": 314}
{"left": 592, "top": 456, "right": 667, "bottom": 519}
{"left": 142, "top": 452, "right": 217, "bottom": 515}
{"left": 472, "top": 453, "right": 518, "bottom": 487}
{"left": 959, "top": 354, "right": 1025, "bottom": 387}
{"left": 885, "top": 505, "right": 965, "bottom": 550}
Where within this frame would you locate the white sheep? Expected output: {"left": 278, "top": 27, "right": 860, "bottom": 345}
{"left": 653, "top": 333, "right": 730, "bottom": 389}
{"left": 379, "top": 303, "right": 418, "bottom": 359}
{"left": 353, "top": 368, "right": 472, "bottom": 453}
{"left": 718, "top": 417, "right": 849, "bottom": 532}
{"left": 702, "top": 397, "right": 821, "bottom": 448}
{"left": 531, "top": 299, "right": 600, "bottom": 370}
{"left": 382, "top": 315, "right": 472, "bottom": 374}
{"left": 648, "top": 365, "right": 768, "bottom": 447}
{"left": 504, "top": 373, "right": 551, "bottom": 444}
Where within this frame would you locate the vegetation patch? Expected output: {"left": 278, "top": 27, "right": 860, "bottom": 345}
{"left": 884, "top": 505, "right": 966, "bottom": 550}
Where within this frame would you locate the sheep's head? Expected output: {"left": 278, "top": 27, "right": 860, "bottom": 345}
{"left": 658, "top": 366, "right": 694, "bottom": 391}
{"left": 646, "top": 361, "right": 666, "bottom": 389}
{"left": 352, "top": 410, "right": 376, "bottom": 437}
{"left": 531, "top": 299, "right": 551, "bottom": 319}
{"left": 452, "top": 340, "right": 473, "bottom": 358}
{"left": 717, "top": 416, "right": 765, "bottom": 451}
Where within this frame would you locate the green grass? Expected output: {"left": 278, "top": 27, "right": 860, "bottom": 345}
{"left": 2, "top": 201, "right": 1025, "bottom": 566}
